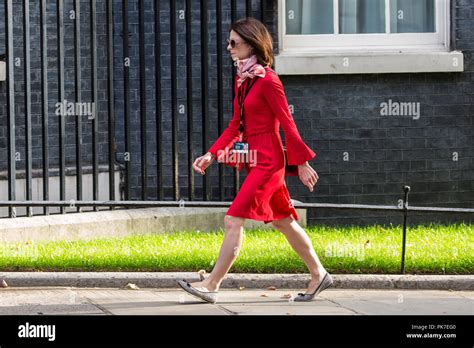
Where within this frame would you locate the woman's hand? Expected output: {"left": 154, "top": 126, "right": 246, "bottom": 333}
{"left": 193, "top": 152, "right": 215, "bottom": 175}
{"left": 298, "top": 162, "right": 319, "bottom": 192}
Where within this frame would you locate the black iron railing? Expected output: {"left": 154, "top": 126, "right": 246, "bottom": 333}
{"left": 1, "top": 0, "right": 267, "bottom": 216}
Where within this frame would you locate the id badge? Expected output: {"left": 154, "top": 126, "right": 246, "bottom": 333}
{"left": 233, "top": 142, "right": 249, "bottom": 154}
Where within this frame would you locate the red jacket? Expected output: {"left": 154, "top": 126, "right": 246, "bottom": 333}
{"left": 208, "top": 66, "right": 315, "bottom": 171}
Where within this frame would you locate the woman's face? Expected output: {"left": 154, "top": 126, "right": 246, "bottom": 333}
{"left": 227, "top": 30, "right": 253, "bottom": 62}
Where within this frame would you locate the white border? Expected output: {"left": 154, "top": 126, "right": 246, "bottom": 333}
{"left": 275, "top": 0, "right": 463, "bottom": 74}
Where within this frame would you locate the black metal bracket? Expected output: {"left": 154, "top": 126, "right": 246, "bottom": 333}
{"left": 400, "top": 185, "right": 411, "bottom": 274}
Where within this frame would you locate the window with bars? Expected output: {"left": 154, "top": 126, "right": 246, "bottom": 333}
{"left": 281, "top": 0, "right": 448, "bottom": 51}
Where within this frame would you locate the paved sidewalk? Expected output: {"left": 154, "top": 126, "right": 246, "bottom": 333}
{"left": 0, "top": 287, "right": 472, "bottom": 315}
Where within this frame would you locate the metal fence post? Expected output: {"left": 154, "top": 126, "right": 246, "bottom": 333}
{"left": 401, "top": 185, "right": 411, "bottom": 274}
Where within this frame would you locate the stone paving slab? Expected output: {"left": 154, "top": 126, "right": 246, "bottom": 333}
{"left": 0, "top": 287, "right": 472, "bottom": 316}
{"left": 314, "top": 289, "right": 474, "bottom": 315}
{"left": 0, "top": 287, "right": 104, "bottom": 315}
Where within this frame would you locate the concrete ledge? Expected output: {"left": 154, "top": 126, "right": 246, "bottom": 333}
{"left": 275, "top": 51, "right": 464, "bottom": 75}
{"left": 0, "top": 273, "right": 472, "bottom": 290}
{"left": 0, "top": 205, "right": 307, "bottom": 242}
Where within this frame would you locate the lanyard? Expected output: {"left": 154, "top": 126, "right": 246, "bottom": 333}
{"left": 237, "top": 77, "right": 258, "bottom": 135}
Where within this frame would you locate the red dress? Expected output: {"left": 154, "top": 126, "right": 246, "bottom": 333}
{"left": 207, "top": 66, "right": 316, "bottom": 224}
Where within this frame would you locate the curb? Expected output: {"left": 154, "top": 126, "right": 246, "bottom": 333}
{"left": 0, "top": 272, "right": 472, "bottom": 291}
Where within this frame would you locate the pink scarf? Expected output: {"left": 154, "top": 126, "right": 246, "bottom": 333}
{"left": 236, "top": 54, "right": 266, "bottom": 87}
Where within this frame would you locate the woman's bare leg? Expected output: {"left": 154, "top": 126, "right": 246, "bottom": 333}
{"left": 272, "top": 216, "right": 328, "bottom": 293}
{"left": 190, "top": 215, "right": 245, "bottom": 292}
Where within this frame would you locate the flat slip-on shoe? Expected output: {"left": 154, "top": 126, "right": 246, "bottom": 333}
{"left": 177, "top": 279, "right": 218, "bottom": 304}
{"left": 294, "top": 273, "right": 334, "bottom": 302}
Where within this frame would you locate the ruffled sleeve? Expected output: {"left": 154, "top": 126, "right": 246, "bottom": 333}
{"left": 263, "top": 71, "right": 316, "bottom": 166}
{"left": 207, "top": 79, "right": 241, "bottom": 158}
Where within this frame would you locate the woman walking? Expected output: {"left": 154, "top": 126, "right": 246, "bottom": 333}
{"left": 178, "top": 17, "right": 333, "bottom": 303}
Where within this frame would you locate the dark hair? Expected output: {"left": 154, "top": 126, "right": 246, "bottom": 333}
{"left": 229, "top": 17, "right": 274, "bottom": 67}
